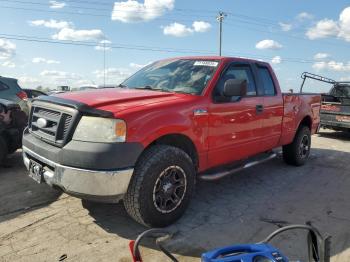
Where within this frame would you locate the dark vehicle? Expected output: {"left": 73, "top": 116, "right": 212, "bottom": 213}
{"left": 24, "top": 89, "right": 47, "bottom": 99}
{"left": 0, "top": 76, "right": 29, "bottom": 114}
{"left": 301, "top": 72, "right": 350, "bottom": 132}
{"left": 0, "top": 98, "right": 27, "bottom": 164}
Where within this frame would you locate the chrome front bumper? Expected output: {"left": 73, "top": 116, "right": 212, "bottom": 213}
{"left": 22, "top": 146, "right": 134, "bottom": 202}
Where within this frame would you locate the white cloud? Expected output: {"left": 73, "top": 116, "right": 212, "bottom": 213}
{"left": 94, "top": 68, "right": 130, "bottom": 79}
{"left": 163, "top": 22, "right": 193, "bottom": 37}
{"left": 49, "top": 1, "right": 66, "bottom": 9}
{"left": 40, "top": 70, "right": 81, "bottom": 80}
{"left": 0, "top": 39, "right": 16, "bottom": 60}
{"left": 29, "top": 19, "right": 104, "bottom": 42}
{"left": 279, "top": 22, "right": 292, "bottom": 32}
{"left": 129, "top": 62, "right": 152, "bottom": 70}
{"left": 306, "top": 19, "right": 339, "bottom": 40}
{"left": 192, "top": 21, "right": 211, "bottom": 33}
{"left": 18, "top": 76, "right": 41, "bottom": 87}
{"left": 297, "top": 12, "right": 314, "bottom": 21}
{"left": 52, "top": 27, "right": 104, "bottom": 41}
{"left": 340, "top": 76, "right": 350, "bottom": 81}
{"left": 32, "top": 57, "right": 60, "bottom": 64}
{"left": 255, "top": 39, "right": 283, "bottom": 50}
{"left": 163, "top": 21, "right": 211, "bottom": 37}
{"left": 95, "top": 40, "right": 112, "bottom": 51}
{"left": 306, "top": 6, "right": 350, "bottom": 42}
{"left": 74, "top": 79, "right": 97, "bottom": 87}
{"left": 1, "top": 61, "right": 15, "bottom": 68}
{"left": 338, "top": 7, "right": 350, "bottom": 42}
{"left": 129, "top": 62, "right": 146, "bottom": 69}
{"left": 312, "top": 60, "right": 350, "bottom": 72}
{"left": 111, "top": 0, "right": 174, "bottom": 23}
{"left": 313, "top": 53, "right": 330, "bottom": 60}
{"left": 271, "top": 56, "right": 282, "bottom": 64}
{"left": 29, "top": 19, "right": 72, "bottom": 29}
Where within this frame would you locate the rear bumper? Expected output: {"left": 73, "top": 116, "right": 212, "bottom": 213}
{"left": 23, "top": 146, "right": 134, "bottom": 202}
{"left": 320, "top": 113, "right": 350, "bottom": 130}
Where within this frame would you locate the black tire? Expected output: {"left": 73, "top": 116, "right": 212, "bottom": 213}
{"left": 0, "top": 136, "right": 8, "bottom": 165}
{"left": 283, "top": 126, "right": 311, "bottom": 166}
{"left": 124, "top": 145, "right": 196, "bottom": 227}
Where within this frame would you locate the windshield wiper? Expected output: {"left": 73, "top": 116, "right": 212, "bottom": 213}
{"left": 118, "top": 84, "right": 127, "bottom": 88}
{"left": 135, "top": 86, "right": 167, "bottom": 92}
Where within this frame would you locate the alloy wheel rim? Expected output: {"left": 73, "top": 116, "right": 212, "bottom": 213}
{"left": 299, "top": 135, "right": 310, "bottom": 159}
{"left": 152, "top": 165, "right": 187, "bottom": 214}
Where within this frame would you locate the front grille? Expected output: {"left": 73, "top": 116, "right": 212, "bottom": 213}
{"left": 29, "top": 103, "right": 78, "bottom": 147}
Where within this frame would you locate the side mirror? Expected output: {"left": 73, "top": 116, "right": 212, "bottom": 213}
{"left": 223, "top": 79, "right": 247, "bottom": 97}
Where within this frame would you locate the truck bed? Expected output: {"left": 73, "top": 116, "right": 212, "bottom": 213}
{"left": 280, "top": 93, "right": 321, "bottom": 145}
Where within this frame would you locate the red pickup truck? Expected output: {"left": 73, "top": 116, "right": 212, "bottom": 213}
{"left": 23, "top": 56, "right": 321, "bottom": 227}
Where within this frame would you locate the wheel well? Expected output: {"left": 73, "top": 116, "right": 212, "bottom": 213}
{"left": 299, "top": 116, "right": 312, "bottom": 130}
{"left": 148, "top": 134, "right": 199, "bottom": 170}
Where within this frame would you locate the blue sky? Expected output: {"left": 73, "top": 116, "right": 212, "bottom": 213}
{"left": 0, "top": 0, "right": 349, "bottom": 92}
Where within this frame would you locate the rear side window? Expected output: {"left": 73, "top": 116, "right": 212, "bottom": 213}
{"left": 0, "top": 81, "right": 9, "bottom": 91}
{"left": 257, "top": 67, "right": 276, "bottom": 96}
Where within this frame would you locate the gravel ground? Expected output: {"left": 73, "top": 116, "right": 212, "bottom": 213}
{"left": 0, "top": 129, "right": 349, "bottom": 262}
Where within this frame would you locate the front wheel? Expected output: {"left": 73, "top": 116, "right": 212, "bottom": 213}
{"left": 283, "top": 126, "right": 311, "bottom": 166}
{"left": 124, "top": 145, "right": 195, "bottom": 227}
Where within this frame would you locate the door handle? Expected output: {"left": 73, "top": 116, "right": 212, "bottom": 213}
{"left": 256, "top": 104, "right": 264, "bottom": 114}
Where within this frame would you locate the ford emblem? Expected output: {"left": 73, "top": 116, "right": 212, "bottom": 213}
{"left": 37, "top": 118, "right": 48, "bottom": 128}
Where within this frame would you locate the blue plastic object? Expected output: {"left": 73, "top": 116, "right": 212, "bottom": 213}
{"left": 201, "top": 243, "right": 289, "bottom": 262}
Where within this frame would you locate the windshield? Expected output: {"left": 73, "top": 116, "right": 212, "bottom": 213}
{"left": 330, "top": 85, "right": 350, "bottom": 98}
{"left": 122, "top": 59, "right": 219, "bottom": 95}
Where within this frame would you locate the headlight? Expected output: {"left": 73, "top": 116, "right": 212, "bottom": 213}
{"left": 72, "top": 116, "right": 126, "bottom": 143}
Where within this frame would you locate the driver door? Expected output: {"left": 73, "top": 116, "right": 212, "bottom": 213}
{"left": 207, "top": 63, "right": 264, "bottom": 168}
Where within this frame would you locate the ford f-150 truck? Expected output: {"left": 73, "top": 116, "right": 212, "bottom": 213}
{"left": 23, "top": 57, "right": 321, "bottom": 227}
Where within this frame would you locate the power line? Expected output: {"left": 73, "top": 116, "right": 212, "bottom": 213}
{"left": 0, "top": 33, "right": 318, "bottom": 64}
{"left": 0, "top": 0, "right": 217, "bottom": 17}
{"left": 0, "top": 3, "right": 338, "bottom": 47}
{"left": 0, "top": 33, "right": 215, "bottom": 54}
{"left": 0, "top": 3, "right": 342, "bottom": 63}
{"left": 0, "top": 4, "right": 214, "bottom": 23}
{"left": 0, "top": 33, "right": 216, "bottom": 53}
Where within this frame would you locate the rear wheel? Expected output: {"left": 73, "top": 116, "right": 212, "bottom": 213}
{"left": 283, "top": 126, "right": 311, "bottom": 166}
{"left": 0, "top": 136, "right": 8, "bottom": 165}
{"left": 124, "top": 145, "right": 195, "bottom": 227}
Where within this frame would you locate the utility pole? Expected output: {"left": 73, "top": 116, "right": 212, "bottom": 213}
{"left": 103, "top": 40, "right": 106, "bottom": 87}
{"left": 217, "top": 11, "right": 227, "bottom": 56}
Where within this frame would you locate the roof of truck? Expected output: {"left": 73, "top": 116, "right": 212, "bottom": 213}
{"left": 163, "top": 55, "right": 270, "bottom": 65}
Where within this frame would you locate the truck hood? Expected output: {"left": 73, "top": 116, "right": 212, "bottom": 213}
{"left": 55, "top": 88, "right": 182, "bottom": 112}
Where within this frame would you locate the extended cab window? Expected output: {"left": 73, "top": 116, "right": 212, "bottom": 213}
{"left": 257, "top": 66, "right": 276, "bottom": 96}
{"left": 214, "top": 65, "right": 256, "bottom": 102}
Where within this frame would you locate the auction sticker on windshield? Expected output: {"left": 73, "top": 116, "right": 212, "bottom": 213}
{"left": 194, "top": 61, "right": 218, "bottom": 67}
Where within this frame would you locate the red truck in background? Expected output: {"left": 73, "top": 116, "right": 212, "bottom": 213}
{"left": 22, "top": 57, "right": 321, "bottom": 227}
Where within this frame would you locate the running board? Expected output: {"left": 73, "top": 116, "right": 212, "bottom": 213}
{"left": 199, "top": 152, "right": 277, "bottom": 181}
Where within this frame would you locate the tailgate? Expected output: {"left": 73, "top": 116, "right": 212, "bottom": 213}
{"left": 282, "top": 93, "right": 321, "bottom": 135}
{"left": 321, "top": 102, "right": 350, "bottom": 127}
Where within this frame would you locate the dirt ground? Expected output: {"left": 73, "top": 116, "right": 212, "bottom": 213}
{"left": 0, "top": 129, "right": 350, "bottom": 262}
